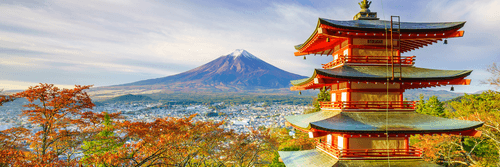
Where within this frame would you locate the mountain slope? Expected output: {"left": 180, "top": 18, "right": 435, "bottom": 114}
{"left": 120, "top": 49, "right": 305, "bottom": 90}
{"left": 403, "top": 89, "right": 463, "bottom": 101}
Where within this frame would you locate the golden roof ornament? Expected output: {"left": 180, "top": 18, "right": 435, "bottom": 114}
{"left": 353, "top": 0, "right": 378, "bottom": 20}
{"left": 358, "top": 0, "right": 372, "bottom": 12}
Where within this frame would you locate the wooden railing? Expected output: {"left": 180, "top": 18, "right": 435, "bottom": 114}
{"left": 316, "top": 141, "right": 341, "bottom": 158}
{"left": 342, "top": 147, "right": 422, "bottom": 158}
{"left": 319, "top": 101, "right": 417, "bottom": 110}
{"left": 317, "top": 141, "right": 422, "bottom": 159}
{"left": 322, "top": 57, "right": 346, "bottom": 69}
{"left": 322, "top": 55, "right": 416, "bottom": 69}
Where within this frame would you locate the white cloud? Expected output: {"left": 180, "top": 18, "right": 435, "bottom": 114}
{"left": 0, "top": 80, "right": 76, "bottom": 90}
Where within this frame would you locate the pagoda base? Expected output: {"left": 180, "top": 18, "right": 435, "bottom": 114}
{"left": 279, "top": 149, "right": 441, "bottom": 167}
{"left": 334, "top": 159, "right": 442, "bottom": 167}
{"left": 278, "top": 149, "right": 339, "bottom": 167}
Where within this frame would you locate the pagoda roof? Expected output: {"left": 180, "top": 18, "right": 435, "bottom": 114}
{"left": 285, "top": 111, "right": 483, "bottom": 134}
{"left": 319, "top": 18, "right": 465, "bottom": 33}
{"left": 336, "top": 159, "right": 442, "bottom": 167}
{"left": 291, "top": 66, "right": 472, "bottom": 86}
{"left": 294, "top": 18, "right": 465, "bottom": 55}
{"left": 285, "top": 110, "right": 341, "bottom": 129}
{"left": 279, "top": 149, "right": 442, "bottom": 167}
{"left": 278, "top": 149, "right": 338, "bottom": 167}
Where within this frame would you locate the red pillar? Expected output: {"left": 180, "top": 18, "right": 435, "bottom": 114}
{"left": 400, "top": 90, "right": 404, "bottom": 108}
{"left": 347, "top": 82, "right": 352, "bottom": 102}
{"left": 348, "top": 38, "right": 353, "bottom": 56}
{"left": 405, "top": 136, "right": 409, "bottom": 153}
{"left": 344, "top": 136, "right": 349, "bottom": 150}
{"left": 399, "top": 91, "right": 403, "bottom": 102}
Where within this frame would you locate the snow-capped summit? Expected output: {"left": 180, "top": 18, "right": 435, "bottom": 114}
{"left": 227, "top": 49, "right": 258, "bottom": 60}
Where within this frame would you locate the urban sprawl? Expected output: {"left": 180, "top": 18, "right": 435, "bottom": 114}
{"left": 0, "top": 100, "right": 307, "bottom": 134}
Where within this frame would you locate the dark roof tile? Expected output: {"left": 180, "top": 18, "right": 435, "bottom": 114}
{"left": 291, "top": 66, "right": 472, "bottom": 86}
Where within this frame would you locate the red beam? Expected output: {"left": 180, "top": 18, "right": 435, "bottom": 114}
{"left": 291, "top": 76, "right": 471, "bottom": 91}
{"left": 330, "top": 89, "right": 404, "bottom": 93}
{"left": 306, "top": 129, "right": 482, "bottom": 137}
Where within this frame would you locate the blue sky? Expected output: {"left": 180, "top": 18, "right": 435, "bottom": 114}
{"left": 0, "top": 0, "right": 499, "bottom": 93}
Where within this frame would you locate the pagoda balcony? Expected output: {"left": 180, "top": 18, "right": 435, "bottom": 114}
{"left": 316, "top": 141, "right": 342, "bottom": 158}
{"left": 322, "top": 55, "right": 416, "bottom": 69}
{"left": 319, "top": 101, "right": 417, "bottom": 110}
{"left": 316, "top": 141, "right": 422, "bottom": 159}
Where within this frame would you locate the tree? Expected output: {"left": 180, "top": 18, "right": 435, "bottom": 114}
{"left": 416, "top": 95, "right": 447, "bottom": 117}
{"left": 269, "top": 128, "right": 316, "bottom": 167}
{"left": 412, "top": 133, "right": 488, "bottom": 166}
{"left": 412, "top": 63, "right": 500, "bottom": 165}
{"left": 305, "top": 86, "right": 331, "bottom": 114}
{"left": 0, "top": 91, "right": 14, "bottom": 106}
{"left": 10, "top": 83, "right": 95, "bottom": 165}
{"left": 412, "top": 93, "right": 498, "bottom": 166}
{"left": 449, "top": 91, "right": 500, "bottom": 165}
{"left": 317, "top": 86, "right": 331, "bottom": 102}
{"left": 2, "top": 84, "right": 292, "bottom": 166}
{"left": 0, "top": 127, "right": 30, "bottom": 166}
{"left": 80, "top": 112, "right": 124, "bottom": 166}
{"left": 85, "top": 114, "right": 233, "bottom": 166}
{"left": 222, "top": 127, "right": 279, "bottom": 167}
{"left": 262, "top": 101, "right": 270, "bottom": 108}
{"left": 484, "top": 63, "right": 500, "bottom": 88}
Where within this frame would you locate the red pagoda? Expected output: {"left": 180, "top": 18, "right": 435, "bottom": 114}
{"left": 279, "top": 1, "right": 483, "bottom": 166}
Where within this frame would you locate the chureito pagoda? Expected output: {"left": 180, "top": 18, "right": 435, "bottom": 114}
{"left": 278, "top": 1, "right": 483, "bottom": 166}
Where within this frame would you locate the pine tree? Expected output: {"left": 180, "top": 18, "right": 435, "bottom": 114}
{"left": 310, "top": 86, "right": 331, "bottom": 113}
{"left": 81, "top": 112, "right": 124, "bottom": 166}
{"left": 416, "top": 95, "right": 446, "bottom": 117}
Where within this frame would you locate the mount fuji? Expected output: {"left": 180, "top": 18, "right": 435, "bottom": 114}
{"left": 118, "top": 49, "right": 305, "bottom": 92}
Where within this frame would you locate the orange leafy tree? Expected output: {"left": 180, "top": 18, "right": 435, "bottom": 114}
{"left": 221, "top": 127, "right": 280, "bottom": 167}
{"left": 0, "top": 92, "right": 27, "bottom": 166}
{"left": 1, "top": 84, "right": 284, "bottom": 166}
{"left": 0, "top": 126, "right": 30, "bottom": 166}
{"left": 0, "top": 93, "right": 14, "bottom": 105}
{"left": 4, "top": 83, "right": 95, "bottom": 166}
{"left": 412, "top": 134, "right": 486, "bottom": 166}
{"left": 412, "top": 93, "right": 499, "bottom": 166}
{"left": 81, "top": 114, "right": 235, "bottom": 166}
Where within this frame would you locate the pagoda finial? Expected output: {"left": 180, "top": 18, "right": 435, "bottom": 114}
{"left": 358, "top": 0, "right": 372, "bottom": 12}
{"left": 353, "top": 0, "right": 378, "bottom": 20}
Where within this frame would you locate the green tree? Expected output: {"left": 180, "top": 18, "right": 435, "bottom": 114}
{"left": 269, "top": 128, "right": 315, "bottom": 167}
{"left": 317, "top": 86, "right": 331, "bottom": 102}
{"left": 449, "top": 91, "right": 500, "bottom": 165}
{"left": 416, "top": 95, "right": 446, "bottom": 117}
{"left": 413, "top": 91, "right": 500, "bottom": 166}
{"left": 81, "top": 112, "right": 124, "bottom": 166}
{"left": 306, "top": 86, "right": 331, "bottom": 114}
{"left": 262, "top": 101, "right": 270, "bottom": 107}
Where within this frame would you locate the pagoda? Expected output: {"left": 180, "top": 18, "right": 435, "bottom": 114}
{"left": 278, "top": 1, "right": 484, "bottom": 166}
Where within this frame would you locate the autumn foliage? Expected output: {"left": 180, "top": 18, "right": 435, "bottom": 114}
{"left": 0, "top": 126, "right": 30, "bottom": 166}
{"left": 0, "top": 84, "right": 281, "bottom": 166}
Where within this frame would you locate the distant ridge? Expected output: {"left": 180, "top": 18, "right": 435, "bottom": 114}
{"left": 403, "top": 89, "right": 463, "bottom": 101}
{"left": 117, "top": 49, "right": 305, "bottom": 91}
